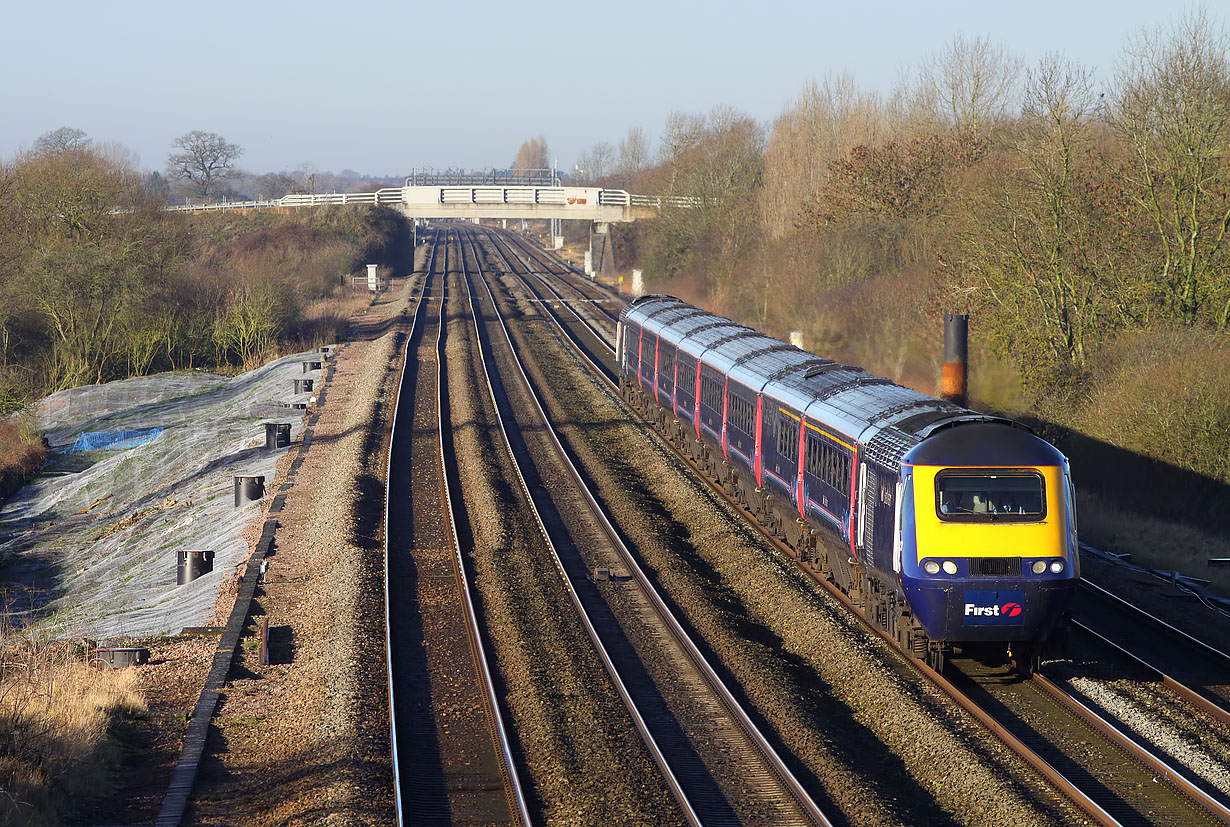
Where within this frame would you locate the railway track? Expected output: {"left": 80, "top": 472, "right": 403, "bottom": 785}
{"left": 460, "top": 228, "right": 835, "bottom": 826}
{"left": 1072, "top": 578, "right": 1230, "bottom": 723}
{"left": 384, "top": 229, "right": 529, "bottom": 826}
{"left": 492, "top": 227, "right": 1230, "bottom": 827}
{"left": 947, "top": 656, "right": 1230, "bottom": 826}
{"left": 487, "top": 228, "right": 624, "bottom": 341}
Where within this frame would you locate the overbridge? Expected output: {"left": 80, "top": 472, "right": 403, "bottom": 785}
{"left": 170, "top": 183, "right": 698, "bottom": 276}
{"left": 170, "top": 185, "right": 694, "bottom": 222}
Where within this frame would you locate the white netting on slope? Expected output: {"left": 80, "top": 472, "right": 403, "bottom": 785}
{"left": 0, "top": 350, "right": 330, "bottom": 641}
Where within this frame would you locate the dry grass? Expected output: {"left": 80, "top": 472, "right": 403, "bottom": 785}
{"left": 1077, "top": 489, "right": 1230, "bottom": 597}
{"left": 1080, "top": 329, "right": 1230, "bottom": 486}
{"left": 292, "top": 288, "right": 372, "bottom": 351}
{"left": 0, "top": 418, "right": 48, "bottom": 501}
{"left": 0, "top": 624, "right": 145, "bottom": 826}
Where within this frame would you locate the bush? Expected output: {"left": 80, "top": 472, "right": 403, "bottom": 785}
{"left": 0, "top": 413, "right": 47, "bottom": 501}
{"left": 1080, "top": 329, "right": 1230, "bottom": 486}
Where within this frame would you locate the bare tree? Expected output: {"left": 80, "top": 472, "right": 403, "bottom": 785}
{"left": 917, "top": 33, "right": 1023, "bottom": 132}
{"left": 255, "top": 172, "right": 296, "bottom": 200}
{"left": 32, "top": 127, "right": 90, "bottom": 157}
{"left": 166, "top": 131, "right": 243, "bottom": 201}
{"left": 960, "top": 54, "right": 1106, "bottom": 377}
{"left": 653, "top": 106, "right": 764, "bottom": 284}
{"left": 574, "top": 141, "right": 615, "bottom": 184}
{"left": 1107, "top": 8, "right": 1230, "bottom": 330}
{"left": 759, "top": 72, "right": 888, "bottom": 237}
{"left": 618, "top": 127, "right": 650, "bottom": 180}
{"left": 513, "top": 136, "right": 550, "bottom": 172}
{"left": 294, "top": 161, "right": 317, "bottom": 194}
{"left": 660, "top": 111, "right": 706, "bottom": 164}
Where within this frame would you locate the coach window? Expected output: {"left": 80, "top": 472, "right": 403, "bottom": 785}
{"left": 805, "top": 433, "right": 821, "bottom": 478}
{"left": 701, "top": 374, "right": 723, "bottom": 412}
{"left": 678, "top": 361, "right": 695, "bottom": 395}
{"left": 727, "top": 393, "right": 752, "bottom": 436}
{"left": 778, "top": 415, "right": 799, "bottom": 461}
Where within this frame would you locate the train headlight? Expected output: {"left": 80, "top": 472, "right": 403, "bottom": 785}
{"left": 941, "top": 560, "right": 958, "bottom": 575}
{"left": 1050, "top": 560, "right": 1065, "bottom": 574}
{"left": 1032, "top": 560, "right": 1047, "bottom": 575}
{"left": 923, "top": 560, "right": 941, "bottom": 575}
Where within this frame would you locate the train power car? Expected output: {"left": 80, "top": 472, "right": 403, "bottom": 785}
{"left": 617, "top": 295, "right": 1078, "bottom": 672}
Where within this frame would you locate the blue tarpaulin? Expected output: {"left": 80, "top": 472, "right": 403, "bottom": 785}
{"left": 66, "top": 427, "right": 163, "bottom": 455}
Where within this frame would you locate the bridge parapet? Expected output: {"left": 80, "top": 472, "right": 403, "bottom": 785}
{"left": 399, "top": 185, "right": 631, "bottom": 221}
{"left": 166, "top": 186, "right": 699, "bottom": 220}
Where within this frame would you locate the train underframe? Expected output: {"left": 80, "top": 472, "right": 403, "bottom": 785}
{"left": 624, "top": 381, "right": 1050, "bottom": 675}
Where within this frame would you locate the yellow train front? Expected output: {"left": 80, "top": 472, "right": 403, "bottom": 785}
{"left": 898, "top": 422, "right": 1079, "bottom": 656}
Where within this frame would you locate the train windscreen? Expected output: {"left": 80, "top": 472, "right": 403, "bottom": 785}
{"left": 935, "top": 471, "right": 1045, "bottom": 522}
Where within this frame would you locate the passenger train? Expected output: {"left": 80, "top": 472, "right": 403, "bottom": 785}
{"left": 617, "top": 295, "right": 1078, "bottom": 672}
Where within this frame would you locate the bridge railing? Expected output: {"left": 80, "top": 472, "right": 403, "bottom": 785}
{"left": 630, "top": 193, "right": 705, "bottom": 209}
{"left": 166, "top": 187, "right": 699, "bottom": 213}
{"left": 168, "top": 188, "right": 405, "bottom": 212}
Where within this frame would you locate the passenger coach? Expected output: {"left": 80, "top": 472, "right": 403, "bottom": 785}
{"left": 618, "top": 295, "right": 1079, "bottom": 672}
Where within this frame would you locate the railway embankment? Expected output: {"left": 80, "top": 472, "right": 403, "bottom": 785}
{"left": 1, "top": 361, "right": 310, "bottom": 639}
{"left": 0, "top": 251, "right": 424, "bottom": 824}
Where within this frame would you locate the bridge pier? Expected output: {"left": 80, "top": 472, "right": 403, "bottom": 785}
{"left": 589, "top": 221, "right": 615, "bottom": 279}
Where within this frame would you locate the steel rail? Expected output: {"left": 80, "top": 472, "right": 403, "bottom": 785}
{"left": 1079, "top": 577, "right": 1230, "bottom": 663}
{"left": 1029, "top": 668, "right": 1230, "bottom": 823}
{"left": 456, "top": 232, "right": 703, "bottom": 827}
{"left": 490, "top": 237, "right": 1129, "bottom": 826}
{"left": 465, "top": 229, "right": 836, "bottom": 827}
{"left": 437, "top": 228, "right": 528, "bottom": 822}
{"left": 1071, "top": 620, "right": 1230, "bottom": 728}
{"left": 478, "top": 231, "right": 617, "bottom": 384}
{"left": 385, "top": 228, "right": 530, "bottom": 825}
{"left": 486, "top": 228, "right": 623, "bottom": 329}
{"left": 382, "top": 230, "right": 439, "bottom": 825}
{"left": 436, "top": 230, "right": 533, "bottom": 825}
{"left": 490, "top": 230, "right": 619, "bottom": 342}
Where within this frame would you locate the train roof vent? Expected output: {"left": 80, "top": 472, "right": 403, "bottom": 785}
{"left": 678, "top": 320, "right": 742, "bottom": 341}
{"left": 770, "top": 358, "right": 830, "bottom": 380}
{"left": 815, "top": 376, "right": 895, "bottom": 401}
{"left": 732, "top": 343, "right": 798, "bottom": 366}
{"left": 804, "top": 362, "right": 861, "bottom": 379}
{"left": 712, "top": 330, "right": 765, "bottom": 348}
{"left": 865, "top": 428, "right": 917, "bottom": 466}
{"left": 643, "top": 301, "right": 692, "bottom": 321}
{"left": 895, "top": 409, "right": 962, "bottom": 435}
{"left": 667, "top": 308, "right": 713, "bottom": 325}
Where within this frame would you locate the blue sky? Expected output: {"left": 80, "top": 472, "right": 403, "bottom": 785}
{"left": 1, "top": 0, "right": 1198, "bottom": 177}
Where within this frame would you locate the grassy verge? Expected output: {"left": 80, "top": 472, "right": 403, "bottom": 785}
{"left": 0, "top": 624, "right": 145, "bottom": 826}
{"left": 1077, "top": 489, "right": 1230, "bottom": 597}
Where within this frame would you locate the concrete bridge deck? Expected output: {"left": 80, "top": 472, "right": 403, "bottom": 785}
{"left": 169, "top": 185, "right": 689, "bottom": 223}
